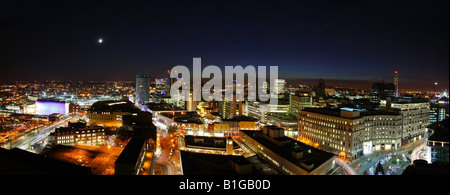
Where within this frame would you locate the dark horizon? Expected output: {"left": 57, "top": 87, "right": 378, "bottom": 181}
{"left": 1, "top": 0, "right": 448, "bottom": 91}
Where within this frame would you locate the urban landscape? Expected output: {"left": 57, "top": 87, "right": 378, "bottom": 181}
{"left": 0, "top": 0, "right": 448, "bottom": 182}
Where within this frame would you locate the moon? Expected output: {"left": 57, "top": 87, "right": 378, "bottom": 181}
{"left": 98, "top": 38, "right": 103, "bottom": 43}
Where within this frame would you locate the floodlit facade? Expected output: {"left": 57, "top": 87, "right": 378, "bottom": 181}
{"left": 299, "top": 108, "right": 405, "bottom": 160}
{"left": 382, "top": 99, "right": 430, "bottom": 145}
{"left": 53, "top": 121, "right": 106, "bottom": 145}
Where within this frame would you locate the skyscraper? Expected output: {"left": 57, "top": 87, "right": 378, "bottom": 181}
{"left": 135, "top": 74, "right": 150, "bottom": 107}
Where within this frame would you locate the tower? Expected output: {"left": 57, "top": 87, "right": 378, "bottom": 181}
{"left": 135, "top": 74, "right": 150, "bottom": 107}
{"left": 394, "top": 70, "right": 399, "bottom": 97}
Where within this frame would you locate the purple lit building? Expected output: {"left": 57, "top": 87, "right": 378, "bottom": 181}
{"left": 36, "top": 100, "right": 68, "bottom": 115}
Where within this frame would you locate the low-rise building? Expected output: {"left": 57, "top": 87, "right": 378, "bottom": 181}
{"left": 53, "top": 120, "right": 106, "bottom": 146}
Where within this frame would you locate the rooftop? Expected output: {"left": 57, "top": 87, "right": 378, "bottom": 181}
{"left": 222, "top": 115, "right": 259, "bottom": 122}
{"left": 184, "top": 135, "right": 239, "bottom": 150}
{"left": 240, "top": 130, "right": 335, "bottom": 172}
{"left": 89, "top": 100, "right": 139, "bottom": 113}
{"left": 180, "top": 150, "right": 255, "bottom": 175}
{"left": 301, "top": 107, "right": 399, "bottom": 118}
{"left": 428, "top": 119, "right": 449, "bottom": 142}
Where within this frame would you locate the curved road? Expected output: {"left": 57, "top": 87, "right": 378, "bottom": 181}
{"left": 335, "top": 158, "right": 356, "bottom": 175}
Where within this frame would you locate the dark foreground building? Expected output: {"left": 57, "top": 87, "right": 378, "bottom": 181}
{"left": 0, "top": 147, "right": 91, "bottom": 175}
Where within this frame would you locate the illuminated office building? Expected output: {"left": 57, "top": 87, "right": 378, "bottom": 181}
{"left": 381, "top": 97, "right": 430, "bottom": 145}
{"left": 299, "top": 108, "right": 404, "bottom": 160}
{"left": 289, "top": 90, "right": 313, "bottom": 118}
{"left": 155, "top": 78, "right": 168, "bottom": 95}
{"left": 429, "top": 97, "right": 449, "bottom": 124}
{"left": 135, "top": 74, "right": 150, "bottom": 107}
{"left": 53, "top": 120, "right": 106, "bottom": 146}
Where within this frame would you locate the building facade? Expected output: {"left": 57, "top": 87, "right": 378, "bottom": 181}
{"left": 289, "top": 91, "right": 312, "bottom": 118}
{"left": 429, "top": 97, "right": 448, "bottom": 124}
{"left": 298, "top": 108, "right": 405, "bottom": 160}
{"left": 54, "top": 121, "right": 106, "bottom": 145}
{"left": 382, "top": 99, "right": 430, "bottom": 145}
{"left": 135, "top": 74, "right": 150, "bottom": 107}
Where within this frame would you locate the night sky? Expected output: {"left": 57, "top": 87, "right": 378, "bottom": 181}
{"left": 0, "top": 0, "right": 448, "bottom": 91}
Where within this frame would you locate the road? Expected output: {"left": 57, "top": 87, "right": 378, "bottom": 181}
{"left": 335, "top": 158, "right": 356, "bottom": 175}
{"left": 152, "top": 123, "right": 182, "bottom": 175}
{"left": 411, "top": 143, "right": 428, "bottom": 163}
{"left": 348, "top": 140, "right": 426, "bottom": 175}
{"left": 1, "top": 115, "right": 82, "bottom": 153}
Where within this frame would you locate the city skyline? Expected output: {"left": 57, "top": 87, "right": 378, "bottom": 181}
{"left": 2, "top": 1, "right": 449, "bottom": 178}
{"left": 0, "top": 0, "right": 448, "bottom": 91}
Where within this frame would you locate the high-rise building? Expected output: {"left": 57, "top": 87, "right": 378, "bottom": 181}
{"left": 394, "top": 70, "right": 399, "bottom": 97}
{"left": 429, "top": 97, "right": 449, "bottom": 124}
{"left": 315, "top": 79, "right": 326, "bottom": 99}
{"left": 135, "top": 74, "right": 150, "bottom": 107}
{"left": 219, "top": 94, "right": 243, "bottom": 120}
{"left": 155, "top": 78, "right": 168, "bottom": 95}
{"left": 219, "top": 81, "right": 243, "bottom": 120}
{"left": 289, "top": 90, "right": 312, "bottom": 118}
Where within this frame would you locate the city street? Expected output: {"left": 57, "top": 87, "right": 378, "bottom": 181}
{"left": 0, "top": 115, "right": 82, "bottom": 153}
{"left": 348, "top": 139, "right": 426, "bottom": 175}
{"left": 153, "top": 123, "right": 182, "bottom": 175}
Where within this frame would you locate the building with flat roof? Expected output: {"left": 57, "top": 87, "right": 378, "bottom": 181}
{"left": 86, "top": 100, "right": 140, "bottom": 127}
{"left": 426, "top": 119, "right": 449, "bottom": 164}
{"left": 114, "top": 127, "right": 156, "bottom": 175}
{"left": 380, "top": 97, "right": 430, "bottom": 145}
{"left": 299, "top": 107, "right": 403, "bottom": 160}
{"left": 429, "top": 97, "right": 448, "bottom": 124}
{"left": 183, "top": 135, "right": 239, "bottom": 152}
{"left": 222, "top": 115, "right": 259, "bottom": 135}
{"left": 136, "top": 74, "right": 150, "bottom": 107}
{"left": 52, "top": 120, "right": 106, "bottom": 146}
{"left": 180, "top": 150, "right": 255, "bottom": 175}
{"left": 239, "top": 126, "right": 335, "bottom": 175}
{"left": 289, "top": 90, "right": 312, "bottom": 118}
